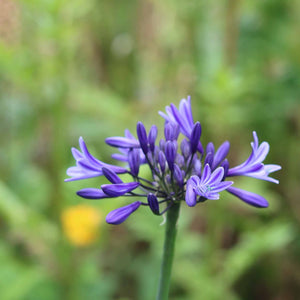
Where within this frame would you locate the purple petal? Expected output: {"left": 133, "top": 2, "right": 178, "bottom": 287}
{"left": 265, "top": 164, "right": 282, "bottom": 173}
{"left": 165, "top": 141, "right": 177, "bottom": 172}
{"left": 65, "top": 167, "right": 101, "bottom": 181}
{"left": 158, "top": 111, "right": 169, "bottom": 121}
{"left": 210, "top": 181, "right": 233, "bottom": 193}
{"left": 192, "top": 159, "right": 202, "bottom": 176}
{"left": 77, "top": 188, "right": 109, "bottom": 199}
{"left": 77, "top": 159, "right": 101, "bottom": 172}
{"left": 227, "top": 163, "right": 262, "bottom": 177}
{"left": 71, "top": 147, "right": 84, "bottom": 160}
{"left": 128, "top": 149, "right": 140, "bottom": 177}
{"left": 102, "top": 167, "right": 123, "bottom": 184}
{"left": 220, "top": 159, "right": 229, "bottom": 178}
{"left": 252, "top": 131, "right": 259, "bottom": 149}
{"left": 190, "top": 175, "right": 201, "bottom": 185}
{"left": 185, "top": 180, "right": 197, "bottom": 207}
{"left": 174, "top": 164, "right": 184, "bottom": 187}
{"left": 159, "top": 139, "right": 166, "bottom": 151}
{"left": 124, "top": 129, "right": 135, "bottom": 139}
{"left": 164, "top": 122, "right": 180, "bottom": 141}
{"left": 246, "top": 165, "right": 281, "bottom": 184}
{"left": 190, "top": 122, "right": 202, "bottom": 153}
{"left": 179, "top": 96, "right": 194, "bottom": 128}
{"left": 205, "top": 192, "right": 220, "bottom": 200}
{"left": 254, "top": 142, "right": 270, "bottom": 163}
{"left": 204, "top": 152, "right": 214, "bottom": 167}
{"left": 206, "top": 142, "right": 215, "bottom": 156}
{"left": 66, "top": 166, "right": 87, "bottom": 177}
{"left": 111, "top": 153, "right": 128, "bottom": 162}
{"left": 79, "top": 137, "right": 102, "bottom": 167}
{"left": 158, "top": 151, "right": 166, "bottom": 173}
{"left": 212, "top": 141, "right": 230, "bottom": 169}
{"left": 207, "top": 167, "right": 224, "bottom": 185}
{"left": 201, "top": 164, "right": 211, "bottom": 184}
{"left": 105, "top": 137, "right": 140, "bottom": 148}
{"left": 106, "top": 201, "right": 141, "bottom": 224}
{"left": 197, "top": 141, "right": 204, "bottom": 154}
{"left": 180, "top": 139, "right": 191, "bottom": 159}
{"left": 105, "top": 164, "right": 128, "bottom": 174}
{"left": 170, "top": 103, "right": 190, "bottom": 137}
{"left": 227, "top": 186, "right": 269, "bottom": 208}
{"left": 175, "top": 153, "right": 185, "bottom": 168}
{"left": 101, "top": 182, "right": 140, "bottom": 197}
{"left": 148, "top": 125, "right": 158, "bottom": 152}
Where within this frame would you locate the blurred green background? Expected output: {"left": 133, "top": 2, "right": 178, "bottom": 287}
{"left": 1, "top": 0, "right": 300, "bottom": 299}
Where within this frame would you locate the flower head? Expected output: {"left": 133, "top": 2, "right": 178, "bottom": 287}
{"left": 66, "top": 96, "right": 281, "bottom": 224}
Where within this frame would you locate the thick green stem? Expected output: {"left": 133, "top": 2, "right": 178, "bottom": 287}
{"left": 157, "top": 202, "right": 181, "bottom": 300}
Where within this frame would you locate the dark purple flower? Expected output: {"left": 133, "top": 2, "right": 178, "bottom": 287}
{"left": 65, "top": 137, "right": 126, "bottom": 182}
{"left": 190, "top": 122, "right": 202, "bottom": 154}
{"left": 148, "top": 125, "right": 158, "bottom": 152}
{"left": 227, "top": 132, "right": 281, "bottom": 183}
{"left": 106, "top": 201, "right": 141, "bottom": 224}
{"left": 137, "top": 122, "right": 148, "bottom": 154}
{"left": 165, "top": 141, "right": 177, "bottom": 172}
{"left": 159, "top": 96, "right": 203, "bottom": 153}
{"left": 158, "top": 151, "right": 166, "bottom": 173}
{"left": 185, "top": 165, "right": 233, "bottom": 206}
{"left": 147, "top": 193, "right": 160, "bottom": 215}
{"left": 159, "top": 96, "right": 194, "bottom": 138}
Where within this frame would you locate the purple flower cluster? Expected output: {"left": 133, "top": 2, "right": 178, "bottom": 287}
{"left": 65, "top": 96, "right": 281, "bottom": 224}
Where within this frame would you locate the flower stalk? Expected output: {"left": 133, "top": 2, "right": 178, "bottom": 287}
{"left": 157, "top": 202, "right": 181, "bottom": 300}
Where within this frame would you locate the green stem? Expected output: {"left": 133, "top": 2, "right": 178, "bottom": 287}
{"left": 157, "top": 202, "right": 181, "bottom": 300}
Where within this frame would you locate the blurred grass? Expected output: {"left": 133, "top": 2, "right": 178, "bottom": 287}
{"left": 1, "top": 0, "right": 300, "bottom": 299}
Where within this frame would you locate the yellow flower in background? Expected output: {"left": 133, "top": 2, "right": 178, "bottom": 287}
{"left": 61, "top": 205, "right": 101, "bottom": 246}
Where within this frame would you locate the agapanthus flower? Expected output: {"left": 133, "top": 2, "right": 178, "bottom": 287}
{"left": 65, "top": 137, "right": 126, "bottom": 182}
{"left": 65, "top": 96, "right": 281, "bottom": 224}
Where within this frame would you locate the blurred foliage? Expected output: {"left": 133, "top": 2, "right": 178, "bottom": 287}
{"left": 0, "top": 0, "right": 300, "bottom": 299}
